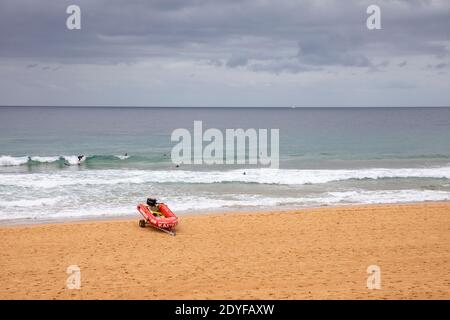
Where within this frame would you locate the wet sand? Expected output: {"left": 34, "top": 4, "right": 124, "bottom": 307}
{"left": 0, "top": 202, "right": 449, "bottom": 299}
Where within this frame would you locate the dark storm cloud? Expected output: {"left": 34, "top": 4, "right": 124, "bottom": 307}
{"left": 0, "top": 0, "right": 449, "bottom": 73}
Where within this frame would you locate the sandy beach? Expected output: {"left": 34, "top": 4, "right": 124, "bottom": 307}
{"left": 0, "top": 202, "right": 449, "bottom": 300}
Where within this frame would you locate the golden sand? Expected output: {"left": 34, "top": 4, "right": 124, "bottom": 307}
{"left": 0, "top": 202, "right": 449, "bottom": 299}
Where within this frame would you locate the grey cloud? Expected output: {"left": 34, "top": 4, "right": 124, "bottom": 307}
{"left": 434, "top": 63, "right": 448, "bottom": 69}
{"left": 206, "top": 59, "right": 223, "bottom": 67}
{"left": 250, "top": 59, "right": 318, "bottom": 74}
{"left": 368, "top": 60, "right": 391, "bottom": 72}
{"left": 0, "top": 0, "right": 449, "bottom": 70}
{"left": 226, "top": 55, "right": 249, "bottom": 68}
{"left": 427, "top": 62, "right": 449, "bottom": 69}
{"left": 384, "top": 80, "right": 416, "bottom": 89}
{"left": 296, "top": 32, "right": 372, "bottom": 68}
{"left": 299, "top": 50, "right": 372, "bottom": 68}
{"left": 377, "top": 61, "right": 390, "bottom": 68}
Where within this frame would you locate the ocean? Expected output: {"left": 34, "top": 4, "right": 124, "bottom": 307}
{"left": 1, "top": 106, "right": 450, "bottom": 222}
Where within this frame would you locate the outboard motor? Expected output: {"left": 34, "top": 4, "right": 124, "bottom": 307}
{"left": 147, "top": 198, "right": 157, "bottom": 206}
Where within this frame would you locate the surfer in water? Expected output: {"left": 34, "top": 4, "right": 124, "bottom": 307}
{"left": 77, "top": 155, "right": 84, "bottom": 165}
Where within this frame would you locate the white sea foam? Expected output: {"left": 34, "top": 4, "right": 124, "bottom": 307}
{"left": 0, "top": 197, "right": 64, "bottom": 208}
{"left": 61, "top": 155, "right": 84, "bottom": 165}
{"left": 1, "top": 166, "right": 449, "bottom": 221}
{"left": 0, "top": 155, "right": 85, "bottom": 166}
{"left": 0, "top": 190, "right": 449, "bottom": 221}
{"left": 323, "top": 189, "right": 450, "bottom": 204}
{"left": 30, "top": 156, "right": 60, "bottom": 163}
{"left": 0, "top": 155, "right": 29, "bottom": 166}
{"left": 0, "top": 205, "right": 134, "bottom": 221}
{"left": 169, "top": 190, "right": 450, "bottom": 212}
{"left": 1, "top": 166, "right": 450, "bottom": 189}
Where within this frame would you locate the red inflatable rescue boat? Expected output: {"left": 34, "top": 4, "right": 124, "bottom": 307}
{"left": 137, "top": 198, "right": 178, "bottom": 236}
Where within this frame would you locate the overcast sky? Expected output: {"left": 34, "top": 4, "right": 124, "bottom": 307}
{"left": 0, "top": 0, "right": 449, "bottom": 107}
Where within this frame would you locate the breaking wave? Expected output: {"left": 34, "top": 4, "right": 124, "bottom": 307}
{"left": 0, "top": 154, "right": 133, "bottom": 166}
{"left": 1, "top": 166, "right": 449, "bottom": 188}
{"left": 0, "top": 190, "right": 449, "bottom": 221}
